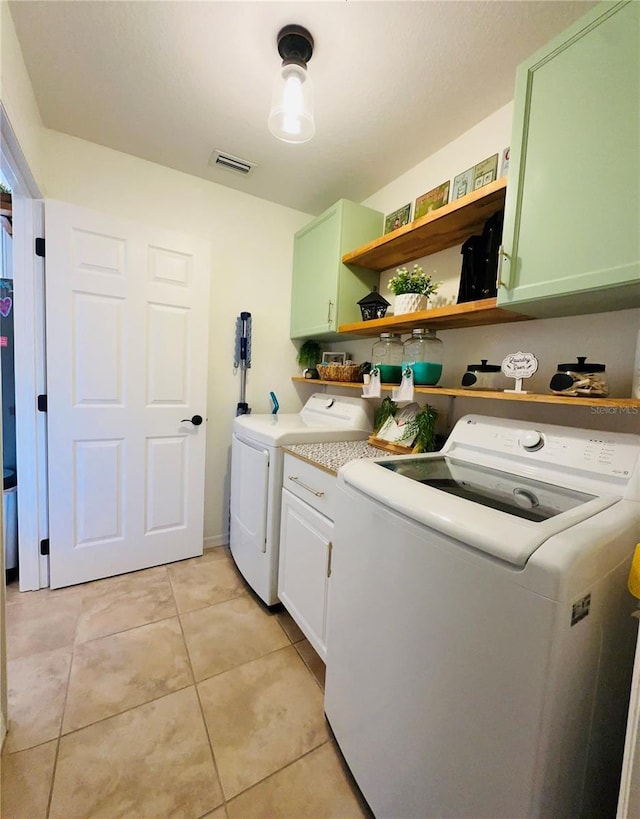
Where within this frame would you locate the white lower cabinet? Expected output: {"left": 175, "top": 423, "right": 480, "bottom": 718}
{"left": 278, "top": 461, "right": 335, "bottom": 662}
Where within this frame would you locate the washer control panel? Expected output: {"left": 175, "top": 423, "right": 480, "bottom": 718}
{"left": 452, "top": 416, "right": 639, "bottom": 480}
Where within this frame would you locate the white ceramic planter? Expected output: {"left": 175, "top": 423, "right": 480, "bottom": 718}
{"left": 394, "top": 293, "right": 427, "bottom": 315}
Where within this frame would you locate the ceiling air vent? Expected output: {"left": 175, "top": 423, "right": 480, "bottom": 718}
{"left": 209, "top": 150, "right": 256, "bottom": 176}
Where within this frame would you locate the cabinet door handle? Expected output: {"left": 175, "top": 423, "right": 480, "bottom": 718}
{"left": 327, "top": 541, "right": 333, "bottom": 578}
{"left": 497, "top": 245, "right": 511, "bottom": 289}
{"left": 327, "top": 300, "right": 334, "bottom": 323}
{"left": 288, "top": 475, "right": 325, "bottom": 497}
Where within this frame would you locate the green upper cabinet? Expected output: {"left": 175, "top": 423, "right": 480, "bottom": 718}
{"left": 498, "top": 0, "right": 640, "bottom": 318}
{"left": 290, "top": 199, "right": 383, "bottom": 339}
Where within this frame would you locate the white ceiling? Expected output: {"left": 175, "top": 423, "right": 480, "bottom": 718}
{"left": 9, "top": 0, "right": 594, "bottom": 215}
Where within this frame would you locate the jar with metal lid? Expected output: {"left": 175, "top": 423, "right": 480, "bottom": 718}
{"left": 402, "top": 329, "right": 443, "bottom": 385}
{"left": 461, "top": 360, "right": 504, "bottom": 390}
{"left": 549, "top": 356, "right": 609, "bottom": 397}
{"left": 372, "top": 333, "right": 403, "bottom": 383}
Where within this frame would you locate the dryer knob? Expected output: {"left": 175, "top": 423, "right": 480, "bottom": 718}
{"left": 325, "top": 399, "right": 335, "bottom": 409}
{"left": 520, "top": 430, "right": 543, "bottom": 451}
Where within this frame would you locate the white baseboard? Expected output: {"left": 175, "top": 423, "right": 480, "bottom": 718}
{"left": 204, "top": 534, "right": 229, "bottom": 550}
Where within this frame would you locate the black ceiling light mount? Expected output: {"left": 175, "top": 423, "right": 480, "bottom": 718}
{"left": 268, "top": 24, "right": 315, "bottom": 144}
{"left": 277, "top": 25, "right": 314, "bottom": 67}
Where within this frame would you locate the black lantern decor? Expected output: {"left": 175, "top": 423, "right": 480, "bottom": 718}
{"left": 358, "top": 287, "right": 390, "bottom": 321}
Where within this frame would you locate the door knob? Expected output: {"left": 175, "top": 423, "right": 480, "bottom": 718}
{"left": 181, "top": 415, "right": 203, "bottom": 426}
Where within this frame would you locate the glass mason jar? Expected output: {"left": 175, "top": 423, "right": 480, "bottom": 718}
{"left": 372, "top": 333, "right": 403, "bottom": 383}
{"left": 549, "top": 356, "right": 609, "bottom": 397}
{"left": 402, "top": 329, "right": 443, "bottom": 385}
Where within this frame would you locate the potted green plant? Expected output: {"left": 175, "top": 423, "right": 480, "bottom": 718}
{"left": 388, "top": 264, "right": 441, "bottom": 315}
{"left": 373, "top": 396, "right": 398, "bottom": 435}
{"left": 400, "top": 402, "right": 438, "bottom": 453}
{"left": 297, "top": 339, "right": 322, "bottom": 375}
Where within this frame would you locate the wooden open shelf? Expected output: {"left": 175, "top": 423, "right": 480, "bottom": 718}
{"left": 342, "top": 177, "right": 507, "bottom": 271}
{"left": 338, "top": 297, "right": 531, "bottom": 336}
{"left": 292, "top": 377, "right": 640, "bottom": 409}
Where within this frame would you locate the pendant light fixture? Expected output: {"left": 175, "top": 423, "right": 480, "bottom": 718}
{"left": 268, "top": 25, "right": 315, "bottom": 144}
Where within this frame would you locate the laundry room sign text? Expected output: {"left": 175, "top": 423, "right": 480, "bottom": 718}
{"left": 502, "top": 351, "right": 539, "bottom": 394}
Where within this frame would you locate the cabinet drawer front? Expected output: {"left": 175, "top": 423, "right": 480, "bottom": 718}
{"left": 283, "top": 454, "right": 336, "bottom": 518}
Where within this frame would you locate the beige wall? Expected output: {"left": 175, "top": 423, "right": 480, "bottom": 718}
{"left": 41, "top": 129, "right": 310, "bottom": 544}
{"left": 324, "top": 103, "right": 640, "bottom": 436}
{"left": 2, "top": 0, "right": 313, "bottom": 548}
{"left": 0, "top": 0, "right": 637, "bottom": 548}
{"left": 0, "top": 0, "right": 45, "bottom": 187}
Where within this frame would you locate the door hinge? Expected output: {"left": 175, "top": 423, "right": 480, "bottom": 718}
{"left": 35, "top": 237, "right": 45, "bottom": 257}
{"left": 37, "top": 394, "right": 47, "bottom": 412}
{"left": 40, "top": 538, "right": 50, "bottom": 556}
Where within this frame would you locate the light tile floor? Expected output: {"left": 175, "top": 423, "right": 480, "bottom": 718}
{"left": 1, "top": 547, "right": 370, "bottom": 818}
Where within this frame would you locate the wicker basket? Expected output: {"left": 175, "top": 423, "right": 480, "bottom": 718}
{"left": 316, "top": 362, "right": 361, "bottom": 382}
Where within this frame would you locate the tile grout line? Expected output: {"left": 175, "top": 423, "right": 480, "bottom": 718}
{"left": 4, "top": 579, "right": 80, "bottom": 817}
{"left": 10, "top": 558, "right": 324, "bottom": 816}
{"left": 272, "top": 611, "right": 300, "bottom": 645}
{"left": 51, "top": 565, "right": 255, "bottom": 739}
{"left": 58, "top": 565, "right": 192, "bottom": 738}
{"left": 192, "top": 641, "right": 329, "bottom": 804}
{"left": 175, "top": 588, "right": 250, "bottom": 619}
{"left": 168, "top": 564, "right": 228, "bottom": 815}
{"left": 168, "top": 561, "right": 326, "bottom": 810}
{"left": 46, "top": 598, "right": 83, "bottom": 819}
{"left": 292, "top": 642, "right": 326, "bottom": 692}
{"left": 50, "top": 566, "right": 170, "bottom": 756}
{"left": 190, "top": 640, "right": 300, "bottom": 686}
{"left": 45, "top": 738, "right": 61, "bottom": 819}
{"left": 73, "top": 609, "right": 180, "bottom": 647}
{"left": 224, "top": 737, "right": 334, "bottom": 810}
{"left": 74, "top": 565, "right": 177, "bottom": 646}
{"left": 56, "top": 681, "right": 196, "bottom": 741}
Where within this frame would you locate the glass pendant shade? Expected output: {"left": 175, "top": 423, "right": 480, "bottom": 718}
{"left": 268, "top": 62, "right": 315, "bottom": 144}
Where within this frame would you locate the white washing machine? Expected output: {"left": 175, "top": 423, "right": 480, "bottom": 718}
{"left": 325, "top": 414, "right": 640, "bottom": 819}
{"left": 230, "top": 393, "right": 372, "bottom": 605}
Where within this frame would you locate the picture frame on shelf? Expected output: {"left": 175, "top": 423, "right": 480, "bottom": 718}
{"left": 473, "top": 154, "right": 499, "bottom": 190}
{"left": 500, "top": 147, "right": 510, "bottom": 177}
{"left": 322, "top": 351, "right": 347, "bottom": 365}
{"left": 452, "top": 168, "right": 474, "bottom": 200}
{"left": 384, "top": 203, "right": 412, "bottom": 234}
{"left": 414, "top": 181, "right": 450, "bottom": 220}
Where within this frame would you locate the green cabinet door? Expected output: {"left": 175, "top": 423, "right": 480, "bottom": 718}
{"left": 498, "top": 0, "right": 640, "bottom": 317}
{"left": 290, "top": 199, "right": 382, "bottom": 339}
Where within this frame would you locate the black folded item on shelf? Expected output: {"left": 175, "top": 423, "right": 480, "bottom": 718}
{"left": 457, "top": 209, "right": 504, "bottom": 304}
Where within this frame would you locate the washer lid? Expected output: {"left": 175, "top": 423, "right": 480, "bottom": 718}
{"left": 233, "top": 393, "right": 373, "bottom": 447}
{"left": 340, "top": 456, "right": 620, "bottom": 567}
{"left": 234, "top": 413, "right": 370, "bottom": 447}
{"left": 379, "top": 457, "right": 595, "bottom": 523}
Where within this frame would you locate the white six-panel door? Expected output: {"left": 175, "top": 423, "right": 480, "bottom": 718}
{"left": 45, "top": 200, "right": 210, "bottom": 588}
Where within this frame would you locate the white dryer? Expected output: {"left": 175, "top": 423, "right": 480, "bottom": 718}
{"left": 325, "top": 414, "right": 640, "bottom": 819}
{"left": 230, "top": 393, "right": 372, "bottom": 605}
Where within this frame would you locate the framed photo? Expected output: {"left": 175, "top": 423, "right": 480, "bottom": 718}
{"left": 452, "top": 168, "right": 474, "bottom": 201}
{"left": 322, "top": 351, "right": 346, "bottom": 365}
{"left": 500, "top": 146, "right": 510, "bottom": 177}
{"left": 384, "top": 203, "right": 412, "bottom": 234}
{"left": 414, "top": 181, "right": 450, "bottom": 220}
{"left": 473, "top": 153, "right": 499, "bottom": 190}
